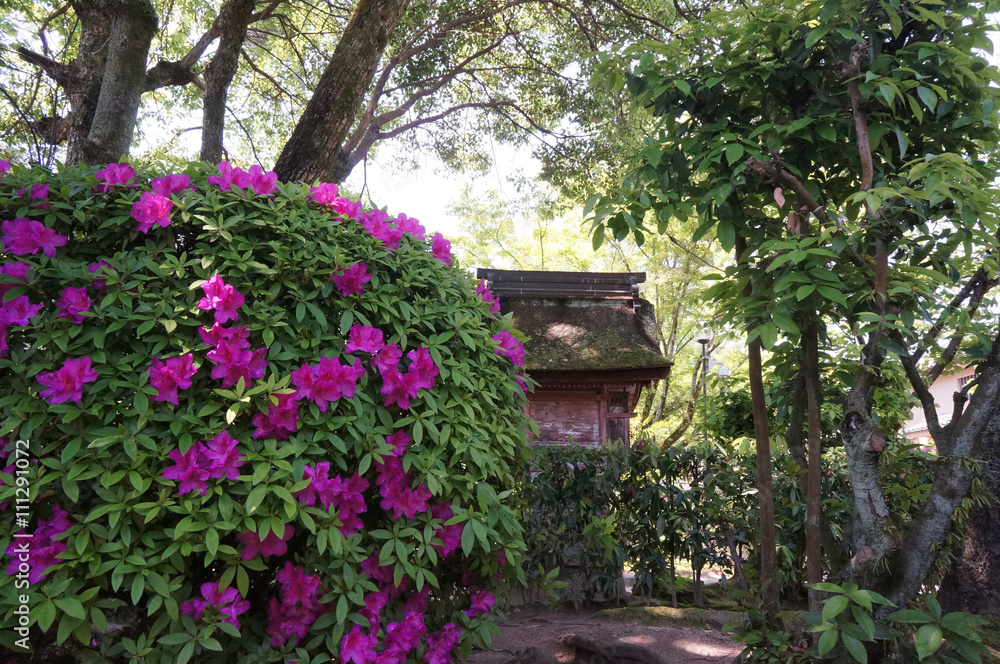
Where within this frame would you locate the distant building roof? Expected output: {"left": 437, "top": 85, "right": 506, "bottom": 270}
{"left": 476, "top": 269, "right": 671, "bottom": 376}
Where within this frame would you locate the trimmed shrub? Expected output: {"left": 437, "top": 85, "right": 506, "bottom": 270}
{"left": 0, "top": 161, "right": 529, "bottom": 663}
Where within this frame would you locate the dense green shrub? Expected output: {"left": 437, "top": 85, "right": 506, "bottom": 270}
{"left": 0, "top": 161, "right": 530, "bottom": 662}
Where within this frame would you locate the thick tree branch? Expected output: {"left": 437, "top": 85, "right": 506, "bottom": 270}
{"left": 16, "top": 47, "right": 73, "bottom": 89}
{"left": 201, "top": 0, "right": 257, "bottom": 162}
{"left": 745, "top": 157, "right": 832, "bottom": 226}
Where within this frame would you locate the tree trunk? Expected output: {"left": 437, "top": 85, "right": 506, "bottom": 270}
{"left": 201, "top": 0, "right": 258, "bottom": 163}
{"left": 274, "top": 0, "right": 412, "bottom": 183}
{"left": 938, "top": 407, "right": 1000, "bottom": 615}
{"left": 804, "top": 323, "right": 823, "bottom": 612}
{"left": 69, "top": 0, "right": 158, "bottom": 165}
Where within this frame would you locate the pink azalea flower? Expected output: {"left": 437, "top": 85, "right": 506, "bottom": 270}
{"left": 360, "top": 590, "right": 389, "bottom": 629}
{"left": 514, "top": 370, "right": 529, "bottom": 394}
{"left": 0, "top": 160, "right": 10, "bottom": 175}
{"left": 331, "top": 263, "right": 371, "bottom": 297}
{"left": 380, "top": 369, "right": 424, "bottom": 410}
{"left": 150, "top": 173, "right": 193, "bottom": 197}
{"left": 430, "top": 233, "right": 452, "bottom": 265}
{"left": 207, "top": 339, "right": 267, "bottom": 388}
{"left": 330, "top": 198, "right": 362, "bottom": 219}
{"left": 0, "top": 261, "right": 29, "bottom": 297}
{"left": 208, "top": 161, "right": 252, "bottom": 191}
{"left": 55, "top": 286, "right": 90, "bottom": 324}
{"left": 492, "top": 331, "right": 525, "bottom": 366}
{"left": 247, "top": 165, "right": 278, "bottom": 195}
{"left": 292, "top": 356, "right": 364, "bottom": 412}
{"left": 131, "top": 191, "right": 173, "bottom": 233}
{"left": 276, "top": 561, "right": 323, "bottom": 607}
{"left": 198, "top": 274, "right": 245, "bottom": 324}
{"left": 396, "top": 214, "right": 425, "bottom": 240}
{"left": 161, "top": 443, "right": 211, "bottom": 496}
{"left": 466, "top": 590, "right": 495, "bottom": 617}
{"left": 373, "top": 343, "right": 403, "bottom": 375}
{"left": 203, "top": 429, "right": 245, "bottom": 480}
{"left": 148, "top": 354, "right": 197, "bottom": 404}
{"left": 4, "top": 504, "right": 71, "bottom": 583}
{"left": 199, "top": 323, "right": 249, "bottom": 348}
{"left": 36, "top": 357, "right": 99, "bottom": 405}
{"left": 346, "top": 324, "right": 385, "bottom": 354}
{"left": 378, "top": 345, "right": 437, "bottom": 410}
{"left": 94, "top": 163, "right": 136, "bottom": 192}
{"left": 360, "top": 210, "right": 403, "bottom": 250}
{"left": 476, "top": 279, "right": 501, "bottom": 315}
{"left": 341, "top": 625, "right": 378, "bottom": 664}
{"left": 425, "top": 624, "right": 462, "bottom": 664}
{"left": 180, "top": 581, "right": 250, "bottom": 629}
{"left": 266, "top": 561, "right": 328, "bottom": 647}
{"left": 237, "top": 524, "right": 294, "bottom": 560}
{"left": 0, "top": 295, "right": 42, "bottom": 327}
{"left": 431, "top": 503, "right": 463, "bottom": 557}
{"left": 382, "top": 481, "right": 431, "bottom": 520}
{"left": 384, "top": 430, "right": 410, "bottom": 457}
{"left": 251, "top": 392, "right": 299, "bottom": 441}
{"left": 87, "top": 261, "right": 110, "bottom": 290}
{"left": 309, "top": 183, "right": 339, "bottom": 206}
{"left": 17, "top": 184, "right": 49, "bottom": 209}
{"left": 1, "top": 218, "right": 67, "bottom": 257}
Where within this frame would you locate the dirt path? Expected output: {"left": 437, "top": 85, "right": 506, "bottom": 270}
{"left": 466, "top": 605, "right": 741, "bottom": 664}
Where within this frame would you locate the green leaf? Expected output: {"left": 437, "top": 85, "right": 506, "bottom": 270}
{"left": 823, "top": 595, "right": 850, "bottom": 621}
{"left": 53, "top": 597, "right": 86, "bottom": 620}
{"left": 915, "top": 624, "right": 943, "bottom": 660}
{"left": 889, "top": 609, "right": 932, "bottom": 624}
{"left": 842, "top": 632, "right": 867, "bottom": 664}
{"left": 461, "top": 522, "right": 475, "bottom": 556}
{"left": 716, "top": 220, "right": 736, "bottom": 252}
{"left": 852, "top": 606, "right": 875, "bottom": 641}
{"left": 812, "top": 582, "right": 844, "bottom": 593}
{"left": 818, "top": 627, "right": 839, "bottom": 655}
{"left": 245, "top": 484, "right": 267, "bottom": 514}
{"left": 131, "top": 574, "right": 144, "bottom": 605}
{"left": 674, "top": 79, "right": 692, "bottom": 96}
{"left": 817, "top": 285, "right": 848, "bottom": 305}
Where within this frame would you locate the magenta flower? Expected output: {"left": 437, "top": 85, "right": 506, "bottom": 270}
{"left": 203, "top": 429, "right": 245, "bottom": 480}
{"left": 330, "top": 198, "right": 363, "bottom": 219}
{"left": 346, "top": 324, "right": 385, "bottom": 354}
{"left": 0, "top": 261, "right": 29, "bottom": 297}
{"left": 1, "top": 218, "right": 67, "bottom": 257}
{"left": 341, "top": 626, "right": 378, "bottom": 664}
{"left": 492, "top": 330, "right": 525, "bottom": 366}
{"left": 180, "top": 581, "right": 250, "bottom": 629}
{"left": 292, "top": 356, "right": 365, "bottom": 412}
{"left": 430, "top": 503, "right": 463, "bottom": 556}
{"left": 378, "top": 345, "right": 438, "bottom": 410}
{"left": 476, "top": 279, "right": 500, "bottom": 315}
{"left": 162, "top": 444, "right": 211, "bottom": 496}
{"left": 208, "top": 161, "right": 252, "bottom": 191}
{"left": 396, "top": 214, "right": 425, "bottom": 240}
{"left": 466, "top": 590, "right": 495, "bottom": 617}
{"left": 247, "top": 165, "right": 278, "bottom": 195}
{"left": 55, "top": 286, "right": 90, "bottom": 324}
{"left": 199, "top": 323, "right": 249, "bottom": 348}
{"left": 309, "top": 182, "right": 339, "bottom": 206}
{"left": 150, "top": 173, "right": 193, "bottom": 197}
{"left": 0, "top": 295, "right": 42, "bottom": 327}
{"left": 251, "top": 392, "right": 299, "bottom": 441}
{"left": 360, "top": 590, "right": 389, "bottom": 629}
{"left": 331, "top": 263, "right": 371, "bottom": 297}
{"left": 293, "top": 464, "right": 369, "bottom": 533}
{"left": 237, "top": 524, "right": 294, "bottom": 560}
{"left": 94, "top": 163, "right": 136, "bottom": 192}
{"left": 207, "top": 337, "right": 267, "bottom": 387}
{"left": 425, "top": 624, "right": 462, "bottom": 664}
{"left": 0, "top": 160, "right": 10, "bottom": 175}
{"left": 266, "top": 560, "right": 328, "bottom": 646}
{"left": 373, "top": 343, "right": 403, "bottom": 375}
{"left": 4, "top": 504, "right": 71, "bottom": 583}
{"left": 36, "top": 357, "right": 99, "bottom": 405}
{"left": 277, "top": 561, "right": 324, "bottom": 608}
{"left": 87, "top": 261, "right": 110, "bottom": 290}
{"left": 198, "top": 274, "right": 245, "bottom": 324}
{"left": 17, "top": 184, "right": 49, "bottom": 209}
{"left": 430, "top": 233, "right": 452, "bottom": 265}
{"left": 360, "top": 210, "right": 403, "bottom": 250}
{"left": 148, "top": 354, "right": 197, "bottom": 404}
{"left": 131, "top": 191, "right": 173, "bottom": 233}
{"left": 384, "top": 430, "right": 410, "bottom": 457}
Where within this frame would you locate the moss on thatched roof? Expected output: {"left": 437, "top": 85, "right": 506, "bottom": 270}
{"left": 504, "top": 297, "right": 670, "bottom": 372}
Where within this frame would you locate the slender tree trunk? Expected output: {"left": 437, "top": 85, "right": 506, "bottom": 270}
{"left": 70, "top": 0, "right": 158, "bottom": 165}
{"left": 804, "top": 323, "right": 823, "bottom": 612}
{"left": 274, "top": 0, "right": 411, "bottom": 183}
{"left": 201, "top": 0, "right": 257, "bottom": 163}
{"left": 736, "top": 236, "right": 780, "bottom": 620}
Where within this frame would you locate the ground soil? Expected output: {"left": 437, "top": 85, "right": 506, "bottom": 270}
{"left": 466, "top": 604, "right": 742, "bottom": 664}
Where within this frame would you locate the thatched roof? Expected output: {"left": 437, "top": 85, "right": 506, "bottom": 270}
{"left": 503, "top": 296, "right": 670, "bottom": 373}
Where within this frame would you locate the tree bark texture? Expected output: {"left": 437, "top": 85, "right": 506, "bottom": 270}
{"left": 938, "top": 407, "right": 1000, "bottom": 615}
{"left": 69, "top": 0, "right": 158, "bottom": 165}
{"left": 274, "top": 0, "right": 412, "bottom": 183}
{"left": 804, "top": 324, "right": 823, "bottom": 612}
{"left": 201, "top": 0, "right": 258, "bottom": 163}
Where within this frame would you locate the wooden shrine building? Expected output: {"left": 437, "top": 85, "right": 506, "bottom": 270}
{"left": 476, "top": 269, "right": 671, "bottom": 447}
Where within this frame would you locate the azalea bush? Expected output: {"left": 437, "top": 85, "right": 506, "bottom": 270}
{"left": 0, "top": 160, "right": 530, "bottom": 663}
